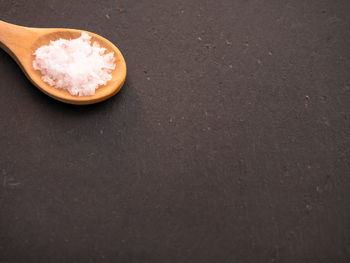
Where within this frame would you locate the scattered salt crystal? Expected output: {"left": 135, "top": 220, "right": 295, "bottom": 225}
{"left": 32, "top": 32, "right": 116, "bottom": 96}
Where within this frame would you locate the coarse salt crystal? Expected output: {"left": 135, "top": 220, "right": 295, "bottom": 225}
{"left": 32, "top": 32, "right": 116, "bottom": 96}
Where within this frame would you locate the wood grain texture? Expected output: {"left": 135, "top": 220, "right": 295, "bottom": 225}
{"left": 0, "top": 0, "right": 349, "bottom": 262}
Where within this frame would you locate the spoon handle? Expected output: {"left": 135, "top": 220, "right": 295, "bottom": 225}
{"left": 0, "top": 20, "right": 37, "bottom": 59}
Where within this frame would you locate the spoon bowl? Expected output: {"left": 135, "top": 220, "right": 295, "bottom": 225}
{"left": 0, "top": 21, "right": 126, "bottom": 105}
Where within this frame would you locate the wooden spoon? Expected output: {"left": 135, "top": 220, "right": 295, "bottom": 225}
{"left": 0, "top": 20, "right": 126, "bottom": 105}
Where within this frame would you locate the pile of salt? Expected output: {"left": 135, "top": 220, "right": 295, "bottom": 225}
{"left": 33, "top": 32, "right": 116, "bottom": 96}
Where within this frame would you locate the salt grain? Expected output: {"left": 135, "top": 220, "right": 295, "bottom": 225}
{"left": 33, "top": 32, "right": 116, "bottom": 96}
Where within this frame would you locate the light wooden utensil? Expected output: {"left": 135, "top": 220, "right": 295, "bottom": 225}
{"left": 0, "top": 20, "right": 126, "bottom": 105}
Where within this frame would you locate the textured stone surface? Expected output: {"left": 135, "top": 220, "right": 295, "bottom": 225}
{"left": 0, "top": 0, "right": 349, "bottom": 262}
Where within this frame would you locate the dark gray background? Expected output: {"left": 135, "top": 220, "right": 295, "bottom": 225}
{"left": 1, "top": 0, "right": 350, "bottom": 262}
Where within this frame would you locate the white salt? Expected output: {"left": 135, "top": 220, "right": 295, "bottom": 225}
{"left": 33, "top": 32, "right": 116, "bottom": 96}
